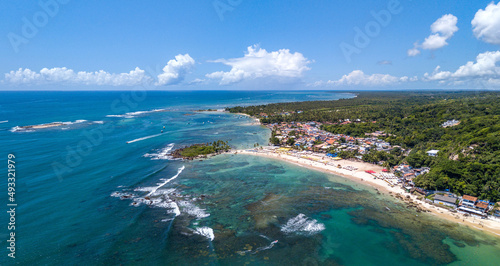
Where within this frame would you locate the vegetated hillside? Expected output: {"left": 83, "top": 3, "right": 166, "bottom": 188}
{"left": 229, "top": 91, "right": 500, "bottom": 201}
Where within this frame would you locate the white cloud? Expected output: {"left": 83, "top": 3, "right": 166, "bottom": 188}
{"left": 315, "top": 70, "right": 413, "bottom": 87}
{"left": 472, "top": 2, "right": 500, "bottom": 45}
{"left": 407, "top": 42, "right": 421, "bottom": 57}
{"left": 156, "top": 54, "right": 195, "bottom": 86}
{"left": 487, "top": 78, "right": 500, "bottom": 85}
{"left": 430, "top": 14, "right": 459, "bottom": 38}
{"left": 424, "top": 51, "right": 500, "bottom": 84}
{"left": 188, "top": 78, "right": 206, "bottom": 85}
{"left": 421, "top": 34, "right": 449, "bottom": 50}
{"left": 408, "top": 14, "right": 458, "bottom": 56}
{"left": 4, "top": 67, "right": 150, "bottom": 86}
{"left": 206, "top": 45, "right": 311, "bottom": 85}
{"left": 4, "top": 54, "right": 196, "bottom": 87}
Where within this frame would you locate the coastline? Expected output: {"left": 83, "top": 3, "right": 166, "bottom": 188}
{"left": 235, "top": 148, "right": 500, "bottom": 237}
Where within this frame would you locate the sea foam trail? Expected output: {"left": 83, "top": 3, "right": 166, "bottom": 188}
{"left": 0, "top": 120, "right": 8, "bottom": 124}
{"left": 147, "top": 166, "right": 185, "bottom": 196}
{"left": 126, "top": 133, "right": 163, "bottom": 144}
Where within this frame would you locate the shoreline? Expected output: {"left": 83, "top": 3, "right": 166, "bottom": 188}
{"left": 235, "top": 148, "right": 500, "bottom": 238}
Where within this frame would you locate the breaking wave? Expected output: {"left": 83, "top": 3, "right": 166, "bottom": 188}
{"left": 193, "top": 227, "right": 214, "bottom": 241}
{"left": 281, "top": 214, "right": 325, "bottom": 235}
{"left": 106, "top": 109, "right": 169, "bottom": 119}
{"left": 178, "top": 200, "right": 210, "bottom": 219}
{"left": 147, "top": 166, "right": 185, "bottom": 196}
{"left": 143, "top": 143, "right": 175, "bottom": 160}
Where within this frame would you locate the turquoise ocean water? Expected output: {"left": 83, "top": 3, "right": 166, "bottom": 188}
{"left": 0, "top": 91, "right": 499, "bottom": 265}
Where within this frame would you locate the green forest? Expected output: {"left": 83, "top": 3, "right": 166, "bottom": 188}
{"left": 228, "top": 91, "right": 500, "bottom": 201}
{"left": 173, "top": 140, "right": 231, "bottom": 159}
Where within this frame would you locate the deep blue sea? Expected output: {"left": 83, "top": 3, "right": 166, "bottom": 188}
{"left": 1, "top": 91, "right": 499, "bottom": 265}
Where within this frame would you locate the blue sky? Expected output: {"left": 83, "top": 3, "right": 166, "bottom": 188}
{"left": 1, "top": 0, "right": 500, "bottom": 90}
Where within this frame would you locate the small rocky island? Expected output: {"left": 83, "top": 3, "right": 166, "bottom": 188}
{"left": 18, "top": 122, "right": 65, "bottom": 129}
{"left": 172, "top": 140, "right": 231, "bottom": 160}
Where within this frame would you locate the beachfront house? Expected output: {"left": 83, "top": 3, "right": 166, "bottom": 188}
{"left": 494, "top": 203, "right": 500, "bottom": 218}
{"left": 461, "top": 195, "right": 477, "bottom": 208}
{"left": 458, "top": 206, "right": 488, "bottom": 218}
{"left": 434, "top": 194, "right": 457, "bottom": 208}
{"left": 426, "top": 150, "right": 439, "bottom": 157}
{"left": 475, "top": 201, "right": 489, "bottom": 212}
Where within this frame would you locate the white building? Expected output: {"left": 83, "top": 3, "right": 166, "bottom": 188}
{"left": 426, "top": 150, "right": 439, "bottom": 157}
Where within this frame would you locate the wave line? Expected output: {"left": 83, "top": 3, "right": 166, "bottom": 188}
{"left": 147, "top": 166, "right": 185, "bottom": 196}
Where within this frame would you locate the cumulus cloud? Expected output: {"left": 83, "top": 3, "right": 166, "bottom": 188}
{"left": 312, "top": 70, "right": 415, "bottom": 87}
{"left": 408, "top": 14, "right": 458, "bottom": 56}
{"left": 423, "top": 51, "right": 500, "bottom": 84}
{"left": 156, "top": 54, "right": 195, "bottom": 86}
{"left": 206, "top": 45, "right": 311, "bottom": 85}
{"left": 4, "top": 67, "right": 150, "bottom": 86}
{"left": 472, "top": 2, "right": 500, "bottom": 45}
{"left": 430, "top": 14, "right": 459, "bottom": 38}
{"left": 407, "top": 42, "right": 421, "bottom": 57}
{"left": 3, "top": 54, "right": 196, "bottom": 87}
{"left": 421, "top": 34, "right": 450, "bottom": 50}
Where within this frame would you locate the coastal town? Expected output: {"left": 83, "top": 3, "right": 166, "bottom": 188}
{"left": 243, "top": 118, "right": 500, "bottom": 223}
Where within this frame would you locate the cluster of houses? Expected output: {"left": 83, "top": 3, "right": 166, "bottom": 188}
{"left": 269, "top": 122, "right": 394, "bottom": 155}
{"left": 266, "top": 120, "right": 500, "bottom": 220}
{"left": 392, "top": 164, "right": 430, "bottom": 187}
{"left": 375, "top": 164, "right": 499, "bottom": 219}
{"left": 433, "top": 193, "right": 499, "bottom": 218}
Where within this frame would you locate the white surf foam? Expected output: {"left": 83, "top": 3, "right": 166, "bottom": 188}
{"left": 167, "top": 202, "right": 181, "bottom": 216}
{"left": 194, "top": 227, "right": 214, "bottom": 241}
{"left": 126, "top": 133, "right": 163, "bottom": 144}
{"left": 106, "top": 109, "right": 168, "bottom": 119}
{"left": 106, "top": 114, "right": 130, "bottom": 118}
{"left": 0, "top": 120, "right": 8, "bottom": 124}
{"left": 110, "top": 191, "right": 137, "bottom": 199}
{"left": 178, "top": 200, "right": 210, "bottom": 219}
{"left": 93, "top": 121, "right": 104, "bottom": 124}
{"left": 143, "top": 143, "right": 175, "bottom": 160}
{"left": 281, "top": 214, "right": 325, "bottom": 235}
{"left": 147, "top": 166, "right": 185, "bottom": 196}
